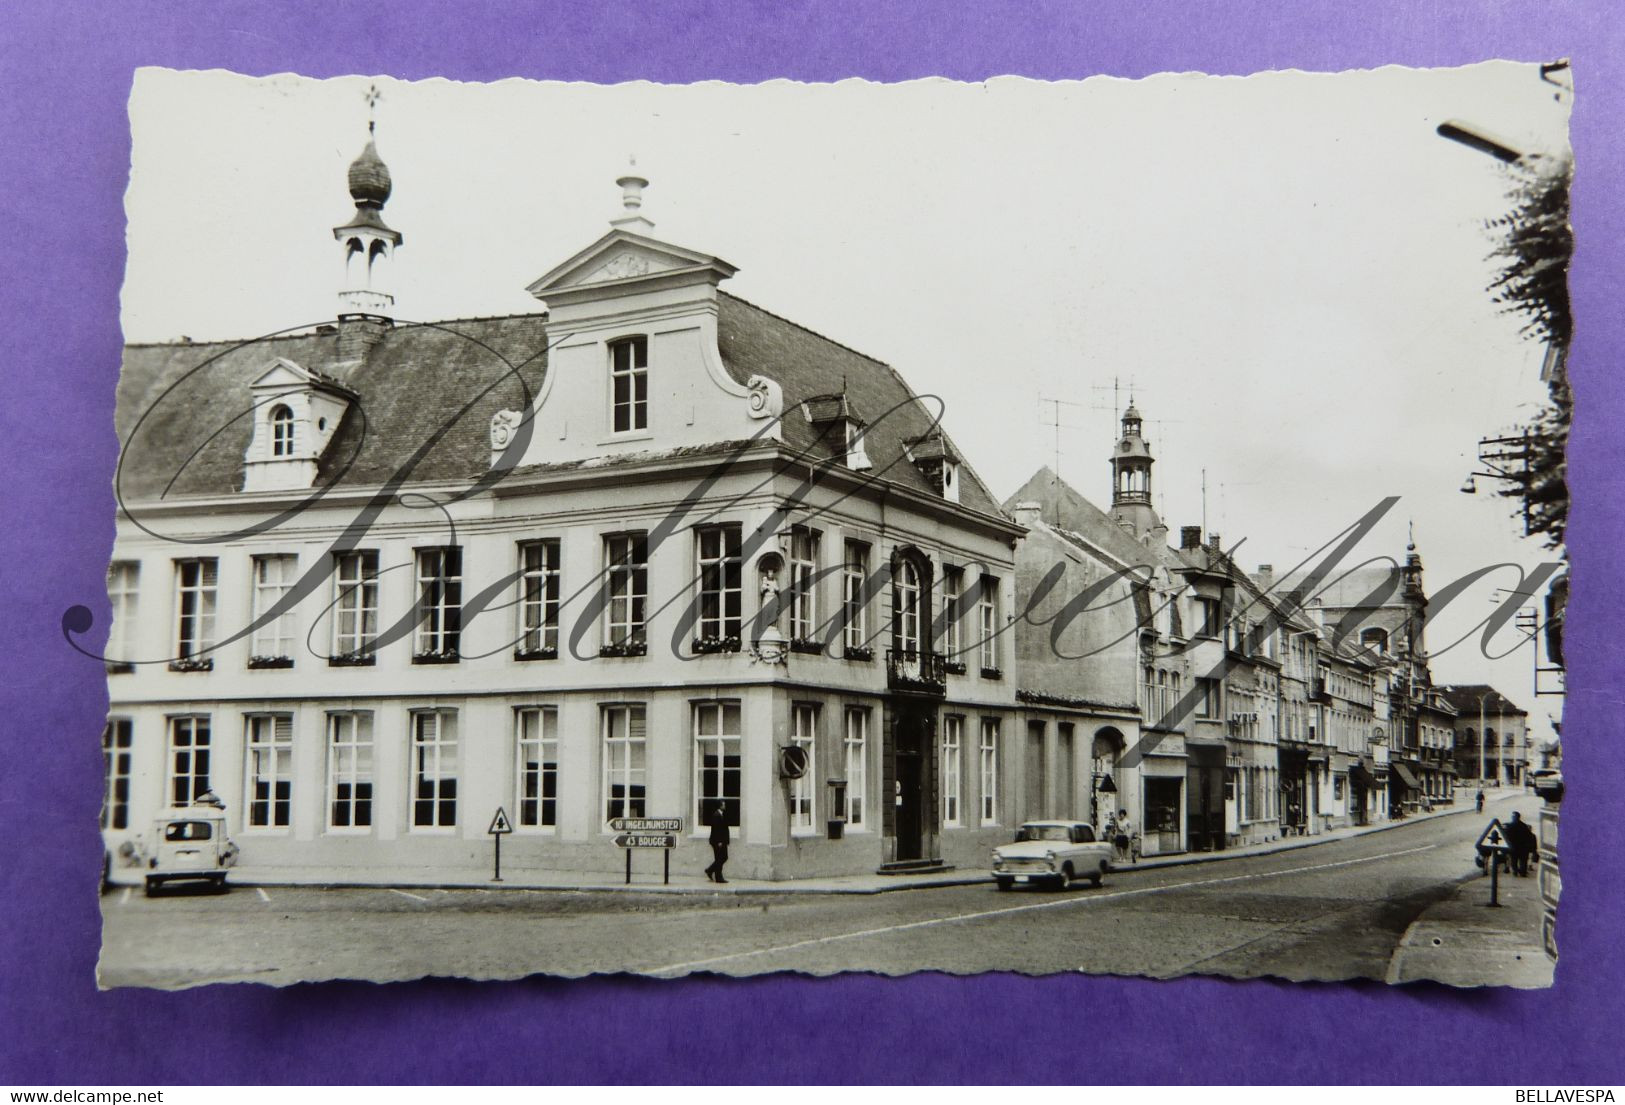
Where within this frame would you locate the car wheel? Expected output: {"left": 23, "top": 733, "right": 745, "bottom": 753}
{"left": 995, "top": 878, "right": 1014, "bottom": 892}
{"left": 1090, "top": 861, "right": 1105, "bottom": 888}
{"left": 101, "top": 852, "right": 113, "bottom": 895}
{"left": 144, "top": 876, "right": 160, "bottom": 897}
{"left": 212, "top": 875, "right": 228, "bottom": 894}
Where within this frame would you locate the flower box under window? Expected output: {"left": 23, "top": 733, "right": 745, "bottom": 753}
{"left": 514, "top": 645, "right": 559, "bottom": 662}
{"left": 248, "top": 655, "right": 294, "bottom": 670}
{"left": 599, "top": 639, "right": 648, "bottom": 659}
{"left": 412, "top": 648, "right": 461, "bottom": 665}
{"left": 789, "top": 637, "right": 825, "bottom": 656}
{"left": 329, "top": 651, "right": 376, "bottom": 668}
{"left": 980, "top": 666, "right": 1003, "bottom": 680}
{"left": 943, "top": 659, "right": 968, "bottom": 676}
{"left": 105, "top": 661, "right": 134, "bottom": 675}
{"left": 691, "top": 635, "right": 742, "bottom": 656}
{"left": 844, "top": 645, "right": 874, "bottom": 663}
{"left": 167, "top": 657, "right": 214, "bottom": 673}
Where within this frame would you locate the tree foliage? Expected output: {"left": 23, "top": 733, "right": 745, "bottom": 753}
{"left": 1485, "top": 155, "right": 1572, "bottom": 549}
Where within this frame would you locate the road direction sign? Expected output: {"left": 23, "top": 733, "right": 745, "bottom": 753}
{"left": 614, "top": 833, "right": 677, "bottom": 849}
{"left": 609, "top": 817, "right": 682, "bottom": 833}
{"left": 1476, "top": 818, "right": 1510, "bottom": 851}
{"left": 488, "top": 808, "right": 514, "bottom": 835}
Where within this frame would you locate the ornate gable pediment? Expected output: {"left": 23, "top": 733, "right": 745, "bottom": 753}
{"left": 526, "top": 230, "right": 736, "bottom": 296}
{"left": 251, "top": 357, "right": 316, "bottom": 391}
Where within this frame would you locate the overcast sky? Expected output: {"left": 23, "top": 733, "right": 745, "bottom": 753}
{"left": 123, "top": 65, "right": 1572, "bottom": 744}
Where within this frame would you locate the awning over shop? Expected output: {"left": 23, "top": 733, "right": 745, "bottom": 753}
{"left": 1350, "top": 763, "right": 1379, "bottom": 788}
{"left": 1390, "top": 762, "right": 1421, "bottom": 791}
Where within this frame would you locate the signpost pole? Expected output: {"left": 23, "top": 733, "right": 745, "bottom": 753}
{"left": 1489, "top": 850, "right": 1501, "bottom": 907}
{"left": 664, "top": 847, "right": 670, "bottom": 886}
{"left": 487, "top": 808, "right": 512, "bottom": 884}
{"left": 625, "top": 848, "right": 632, "bottom": 886}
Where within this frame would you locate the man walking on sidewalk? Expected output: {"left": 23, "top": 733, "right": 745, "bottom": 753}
{"left": 703, "top": 800, "right": 731, "bottom": 883}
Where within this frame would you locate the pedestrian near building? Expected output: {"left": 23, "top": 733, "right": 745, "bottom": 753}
{"left": 704, "top": 800, "right": 731, "bottom": 884}
{"left": 1476, "top": 787, "right": 1485, "bottom": 814}
{"left": 1506, "top": 811, "right": 1536, "bottom": 877}
{"left": 1114, "top": 809, "right": 1134, "bottom": 864}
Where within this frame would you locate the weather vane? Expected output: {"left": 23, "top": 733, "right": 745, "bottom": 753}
{"left": 364, "top": 83, "right": 382, "bottom": 135}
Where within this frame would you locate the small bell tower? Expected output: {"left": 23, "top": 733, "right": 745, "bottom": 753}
{"left": 1108, "top": 400, "right": 1162, "bottom": 541}
{"left": 332, "top": 85, "right": 402, "bottom": 359}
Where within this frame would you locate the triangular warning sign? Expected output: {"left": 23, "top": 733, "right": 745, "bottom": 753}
{"left": 1476, "top": 817, "right": 1509, "bottom": 850}
{"left": 488, "top": 807, "right": 513, "bottom": 835}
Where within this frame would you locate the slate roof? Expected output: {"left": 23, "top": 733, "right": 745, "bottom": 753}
{"left": 714, "top": 292, "right": 1003, "bottom": 518}
{"left": 115, "top": 292, "right": 1006, "bottom": 523}
{"left": 1433, "top": 684, "right": 1527, "bottom": 718}
{"left": 116, "top": 315, "right": 550, "bottom": 502}
{"left": 1004, "top": 467, "right": 1174, "bottom": 574}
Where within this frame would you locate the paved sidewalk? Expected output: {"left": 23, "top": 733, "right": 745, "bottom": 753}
{"left": 1385, "top": 855, "right": 1553, "bottom": 988}
{"left": 222, "top": 793, "right": 1498, "bottom": 897}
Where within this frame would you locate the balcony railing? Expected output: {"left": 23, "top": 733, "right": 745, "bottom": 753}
{"left": 886, "top": 649, "right": 947, "bottom": 695}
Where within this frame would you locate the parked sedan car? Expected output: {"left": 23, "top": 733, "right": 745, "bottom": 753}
{"left": 991, "top": 820, "right": 1112, "bottom": 891}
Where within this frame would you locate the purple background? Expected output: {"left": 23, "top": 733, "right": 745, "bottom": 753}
{"left": 2, "top": 0, "right": 1620, "bottom": 1085}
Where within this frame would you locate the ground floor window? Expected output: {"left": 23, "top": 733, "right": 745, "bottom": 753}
{"left": 167, "top": 715, "right": 211, "bottom": 806}
{"left": 941, "top": 715, "right": 963, "bottom": 826}
{"left": 327, "top": 712, "right": 374, "bottom": 830}
{"left": 790, "top": 704, "right": 818, "bottom": 833}
{"left": 844, "top": 707, "right": 869, "bottom": 829}
{"left": 516, "top": 706, "right": 558, "bottom": 829}
{"left": 102, "top": 718, "right": 132, "bottom": 830}
{"left": 411, "top": 709, "right": 459, "bottom": 829}
{"left": 979, "top": 718, "right": 1000, "bottom": 825}
{"left": 244, "top": 713, "right": 294, "bottom": 829}
{"left": 694, "top": 701, "right": 741, "bottom": 828}
{"left": 603, "top": 704, "right": 647, "bottom": 822}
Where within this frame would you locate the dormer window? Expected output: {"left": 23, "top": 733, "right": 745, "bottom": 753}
{"left": 801, "top": 394, "right": 870, "bottom": 470}
{"left": 610, "top": 337, "right": 648, "bottom": 433}
{"left": 242, "top": 358, "right": 353, "bottom": 493}
{"left": 843, "top": 420, "right": 872, "bottom": 470}
{"left": 907, "top": 433, "right": 960, "bottom": 502}
{"left": 269, "top": 404, "right": 295, "bottom": 457}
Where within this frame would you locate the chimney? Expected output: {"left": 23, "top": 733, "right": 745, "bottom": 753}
{"left": 1207, "top": 533, "right": 1222, "bottom": 551}
{"left": 1012, "top": 501, "right": 1043, "bottom": 527}
{"left": 1256, "top": 564, "right": 1274, "bottom": 590}
{"left": 1180, "top": 526, "right": 1202, "bottom": 549}
{"left": 337, "top": 314, "right": 391, "bottom": 363}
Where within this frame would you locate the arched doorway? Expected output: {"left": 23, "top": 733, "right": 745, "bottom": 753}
{"left": 1090, "top": 727, "right": 1125, "bottom": 829}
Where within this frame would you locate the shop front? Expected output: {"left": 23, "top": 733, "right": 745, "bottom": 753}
{"left": 1279, "top": 745, "right": 1310, "bottom": 835}
{"left": 1141, "top": 752, "right": 1186, "bottom": 856}
{"left": 1185, "top": 744, "right": 1227, "bottom": 852}
{"left": 1389, "top": 760, "right": 1422, "bottom": 817}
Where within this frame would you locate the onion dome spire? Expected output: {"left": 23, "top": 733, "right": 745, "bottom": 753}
{"left": 333, "top": 83, "right": 401, "bottom": 323}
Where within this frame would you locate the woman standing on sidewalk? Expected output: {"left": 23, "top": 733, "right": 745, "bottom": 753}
{"left": 1114, "top": 810, "right": 1134, "bottom": 864}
